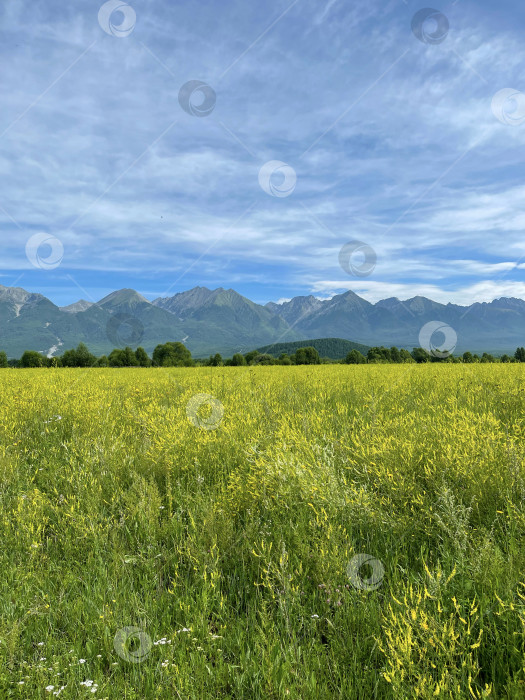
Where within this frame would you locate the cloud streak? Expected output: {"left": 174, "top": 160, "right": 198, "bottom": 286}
{"left": 0, "top": 0, "right": 524, "bottom": 306}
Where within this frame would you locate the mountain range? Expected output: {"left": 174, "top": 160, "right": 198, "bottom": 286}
{"left": 1, "top": 283, "right": 525, "bottom": 358}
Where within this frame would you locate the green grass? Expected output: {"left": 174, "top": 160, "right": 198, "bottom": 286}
{"left": 0, "top": 365, "right": 523, "bottom": 698}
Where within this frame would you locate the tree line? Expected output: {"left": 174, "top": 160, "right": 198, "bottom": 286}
{"left": 2, "top": 342, "right": 525, "bottom": 368}
{"left": 345, "top": 346, "right": 525, "bottom": 364}
{"left": 0, "top": 343, "right": 322, "bottom": 367}
{"left": 1, "top": 342, "right": 191, "bottom": 368}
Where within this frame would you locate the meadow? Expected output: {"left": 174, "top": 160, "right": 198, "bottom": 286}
{"left": 0, "top": 364, "right": 523, "bottom": 698}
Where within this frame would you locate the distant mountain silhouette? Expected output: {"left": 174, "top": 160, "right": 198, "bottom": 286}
{"left": 257, "top": 338, "right": 370, "bottom": 359}
{"left": 0, "top": 283, "right": 524, "bottom": 357}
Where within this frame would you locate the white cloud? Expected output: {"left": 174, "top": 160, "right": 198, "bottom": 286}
{"left": 1, "top": 0, "right": 525, "bottom": 303}
{"left": 309, "top": 279, "right": 525, "bottom": 306}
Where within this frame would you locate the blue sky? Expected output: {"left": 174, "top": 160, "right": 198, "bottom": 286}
{"left": 1, "top": 0, "right": 525, "bottom": 307}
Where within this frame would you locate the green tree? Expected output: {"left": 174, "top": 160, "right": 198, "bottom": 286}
{"left": 20, "top": 350, "right": 45, "bottom": 367}
{"left": 75, "top": 342, "right": 96, "bottom": 367}
{"left": 412, "top": 348, "right": 430, "bottom": 363}
{"left": 481, "top": 352, "right": 495, "bottom": 363}
{"left": 244, "top": 350, "right": 259, "bottom": 365}
{"left": 0, "top": 351, "right": 8, "bottom": 368}
{"left": 96, "top": 355, "right": 109, "bottom": 367}
{"left": 230, "top": 353, "right": 247, "bottom": 366}
{"left": 207, "top": 353, "right": 223, "bottom": 367}
{"left": 121, "top": 347, "right": 139, "bottom": 366}
{"left": 390, "top": 346, "right": 401, "bottom": 363}
{"left": 344, "top": 349, "right": 366, "bottom": 364}
{"left": 293, "top": 347, "right": 321, "bottom": 365}
{"left": 368, "top": 346, "right": 392, "bottom": 363}
{"left": 152, "top": 342, "right": 194, "bottom": 367}
{"left": 514, "top": 347, "right": 525, "bottom": 362}
{"left": 135, "top": 347, "right": 151, "bottom": 367}
{"left": 108, "top": 349, "right": 125, "bottom": 367}
{"left": 399, "top": 349, "right": 415, "bottom": 363}
{"left": 252, "top": 353, "right": 276, "bottom": 365}
{"left": 429, "top": 353, "right": 450, "bottom": 363}
{"left": 60, "top": 348, "right": 77, "bottom": 367}
{"left": 61, "top": 343, "right": 96, "bottom": 367}
{"left": 500, "top": 354, "right": 512, "bottom": 363}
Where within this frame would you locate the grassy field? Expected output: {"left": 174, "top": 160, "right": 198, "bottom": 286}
{"left": 0, "top": 365, "right": 524, "bottom": 698}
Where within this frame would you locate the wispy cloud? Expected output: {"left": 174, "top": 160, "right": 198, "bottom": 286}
{"left": 0, "top": 0, "right": 524, "bottom": 306}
